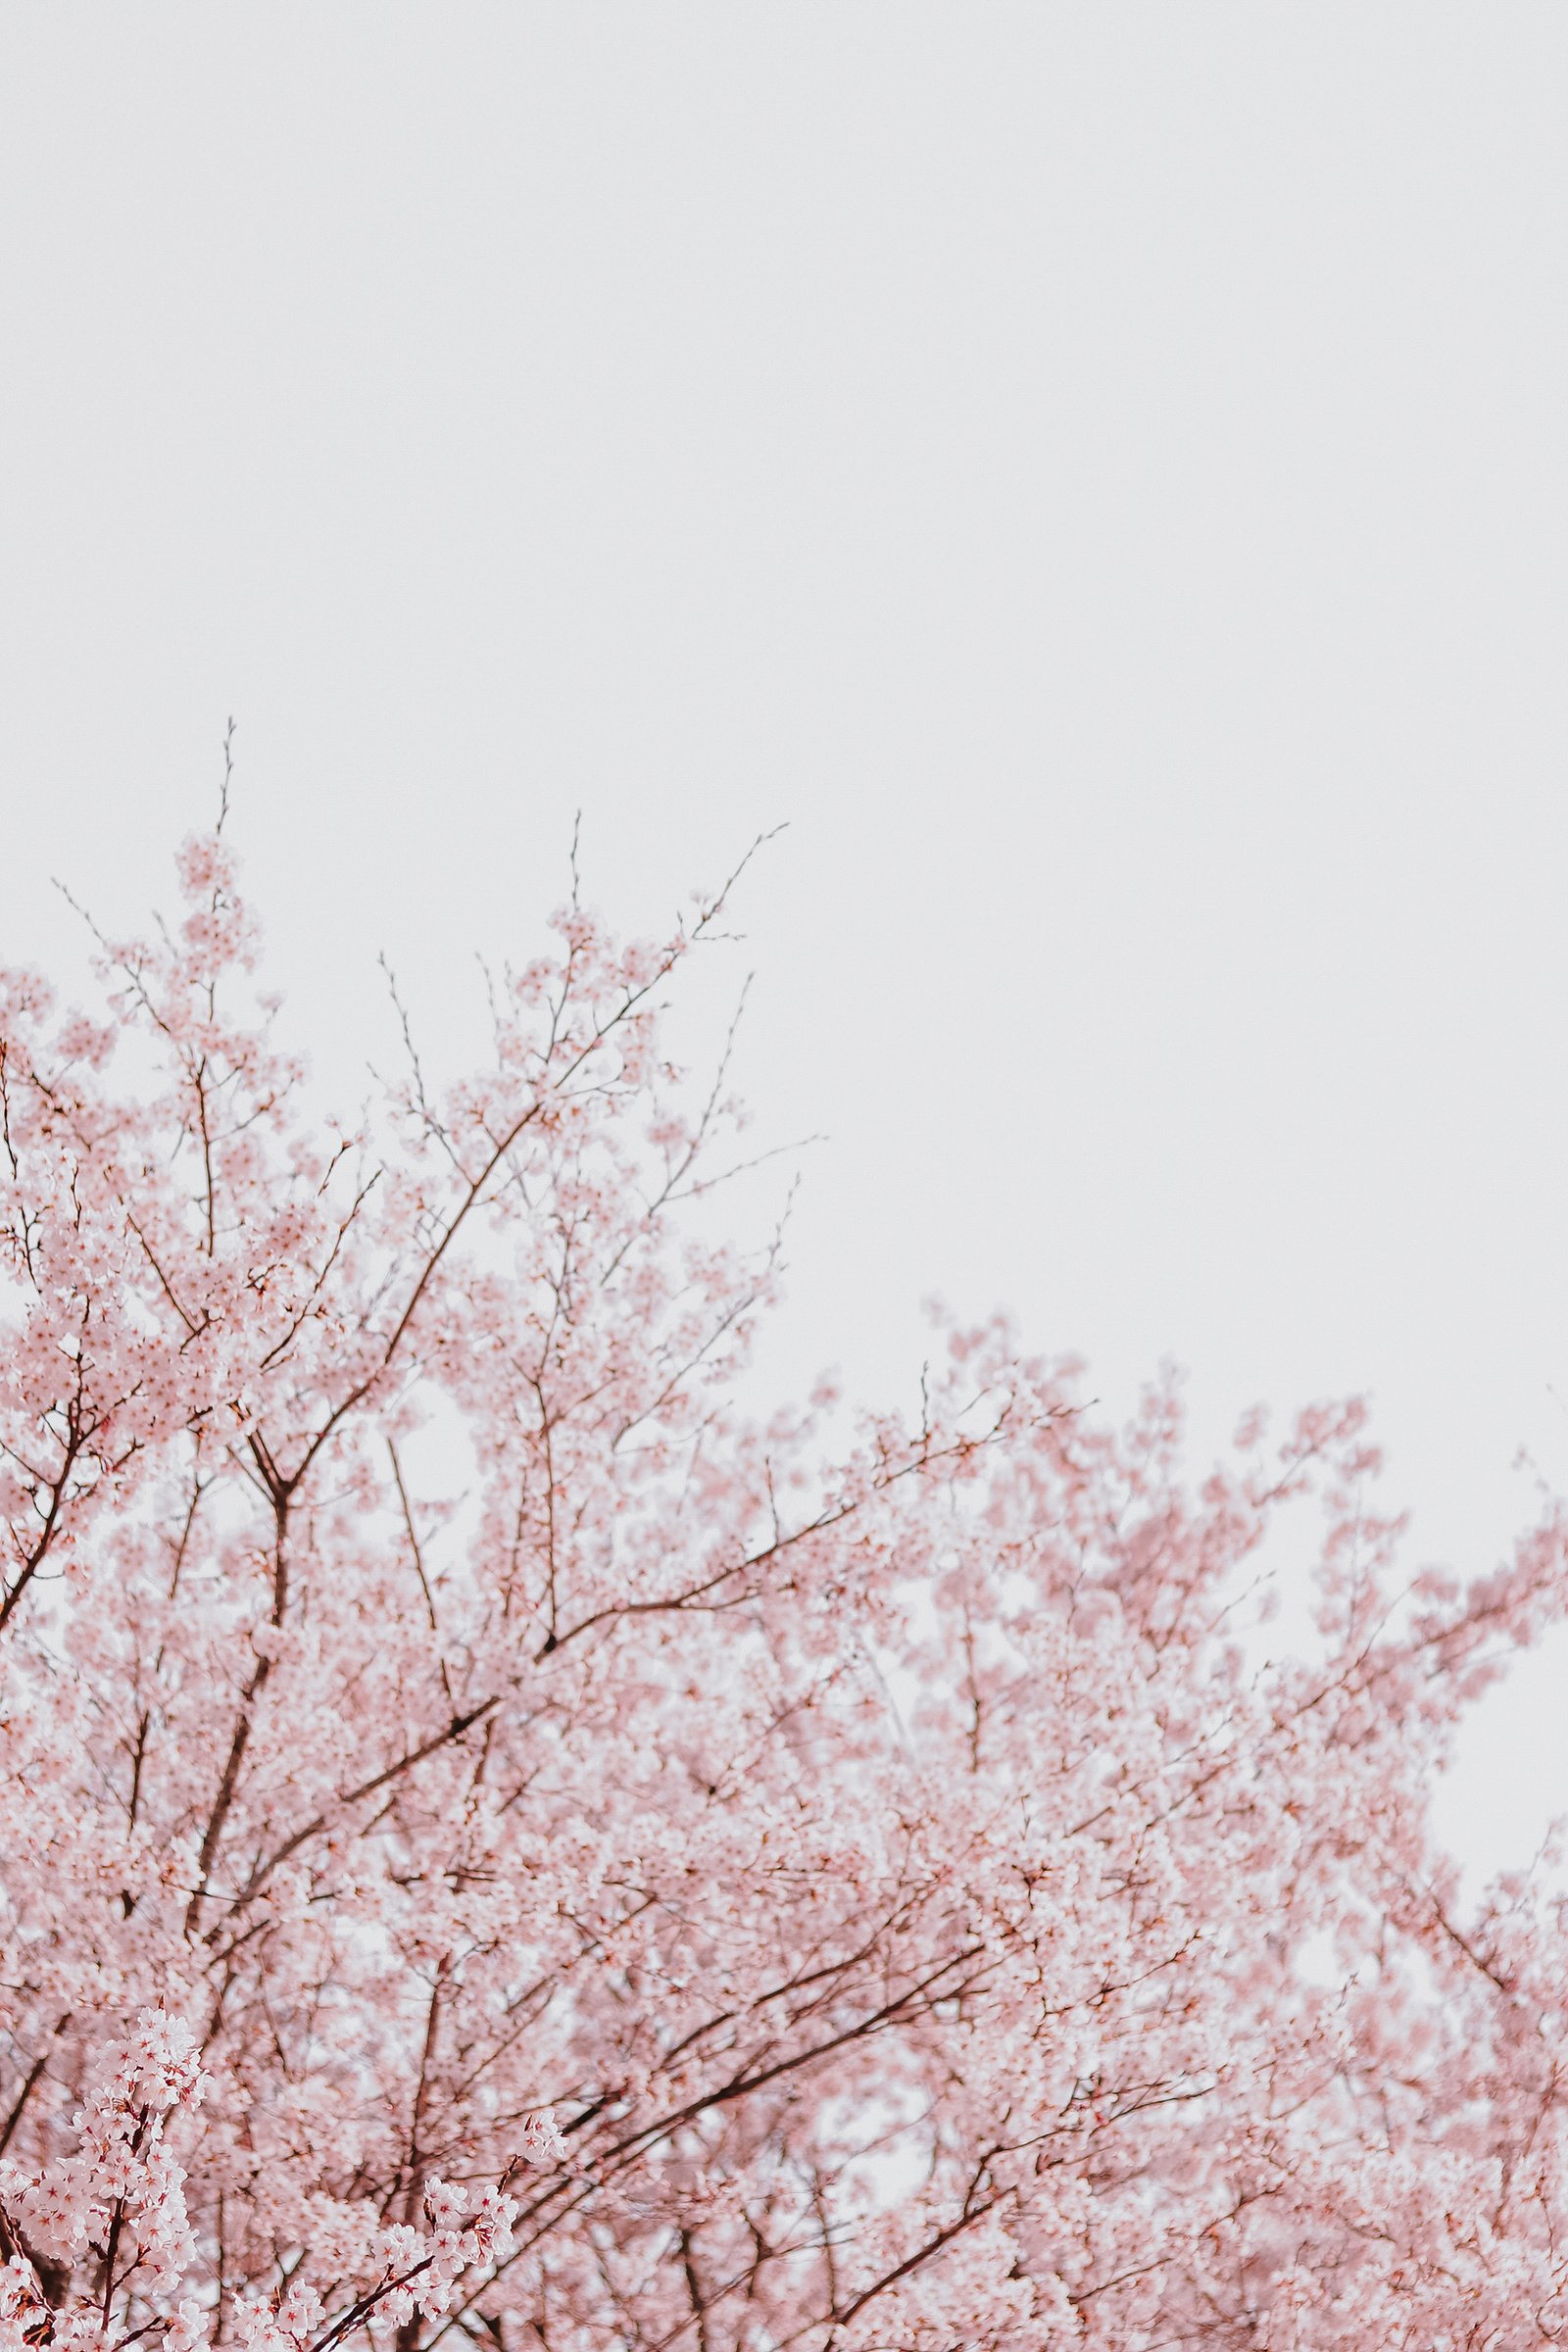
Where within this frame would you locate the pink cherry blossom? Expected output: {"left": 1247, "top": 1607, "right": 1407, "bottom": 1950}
{"left": 0, "top": 816, "right": 1566, "bottom": 2347}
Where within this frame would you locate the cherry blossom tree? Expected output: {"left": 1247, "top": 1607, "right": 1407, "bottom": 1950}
{"left": 3, "top": 790, "right": 1568, "bottom": 2351}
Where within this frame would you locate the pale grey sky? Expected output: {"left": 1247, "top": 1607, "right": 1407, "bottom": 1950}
{"left": 3, "top": 9, "right": 1567, "bottom": 1883}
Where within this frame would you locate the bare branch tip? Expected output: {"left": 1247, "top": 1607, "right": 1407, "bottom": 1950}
{"left": 217, "top": 717, "right": 237, "bottom": 836}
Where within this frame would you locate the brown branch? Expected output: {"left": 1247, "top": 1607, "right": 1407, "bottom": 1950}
{"left": 184, "top": 1496, "right": 291, "bottom": 1935}
{"left": 208, "top": 1694, "right": 503, "bottom": 1937}
{"left": 276, "top": 844, "right": 772, "bottom": 1502}
{"left": 536, "top": 1428, "right": 995, "bottom": 1665}
{"left": 678, "top": 2230, "right": 711, "bottom": 2352}
{"left": 0, "top": 1404, "right": 86, "bottom": 1635}
{"left": 388, "top": 1441, "right": 453, "bottom": 1703}
{"left": 825, "top": 2193, "right": 1004, "bottom": 2339}
{"left": 0, "top": 2021, "right": 64, "bottom": 2160}
{"left": 586, "top": 1943, "right": 990, "bottom": 2175}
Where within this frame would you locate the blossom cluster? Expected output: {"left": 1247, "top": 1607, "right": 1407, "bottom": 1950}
{"left": 0, "top": 821, "right": 1566, "bottom": 2348}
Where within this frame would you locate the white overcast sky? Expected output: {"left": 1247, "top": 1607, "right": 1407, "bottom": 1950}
{"left": 3, "top": 9, "right": 1567, "bottom": 1888}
